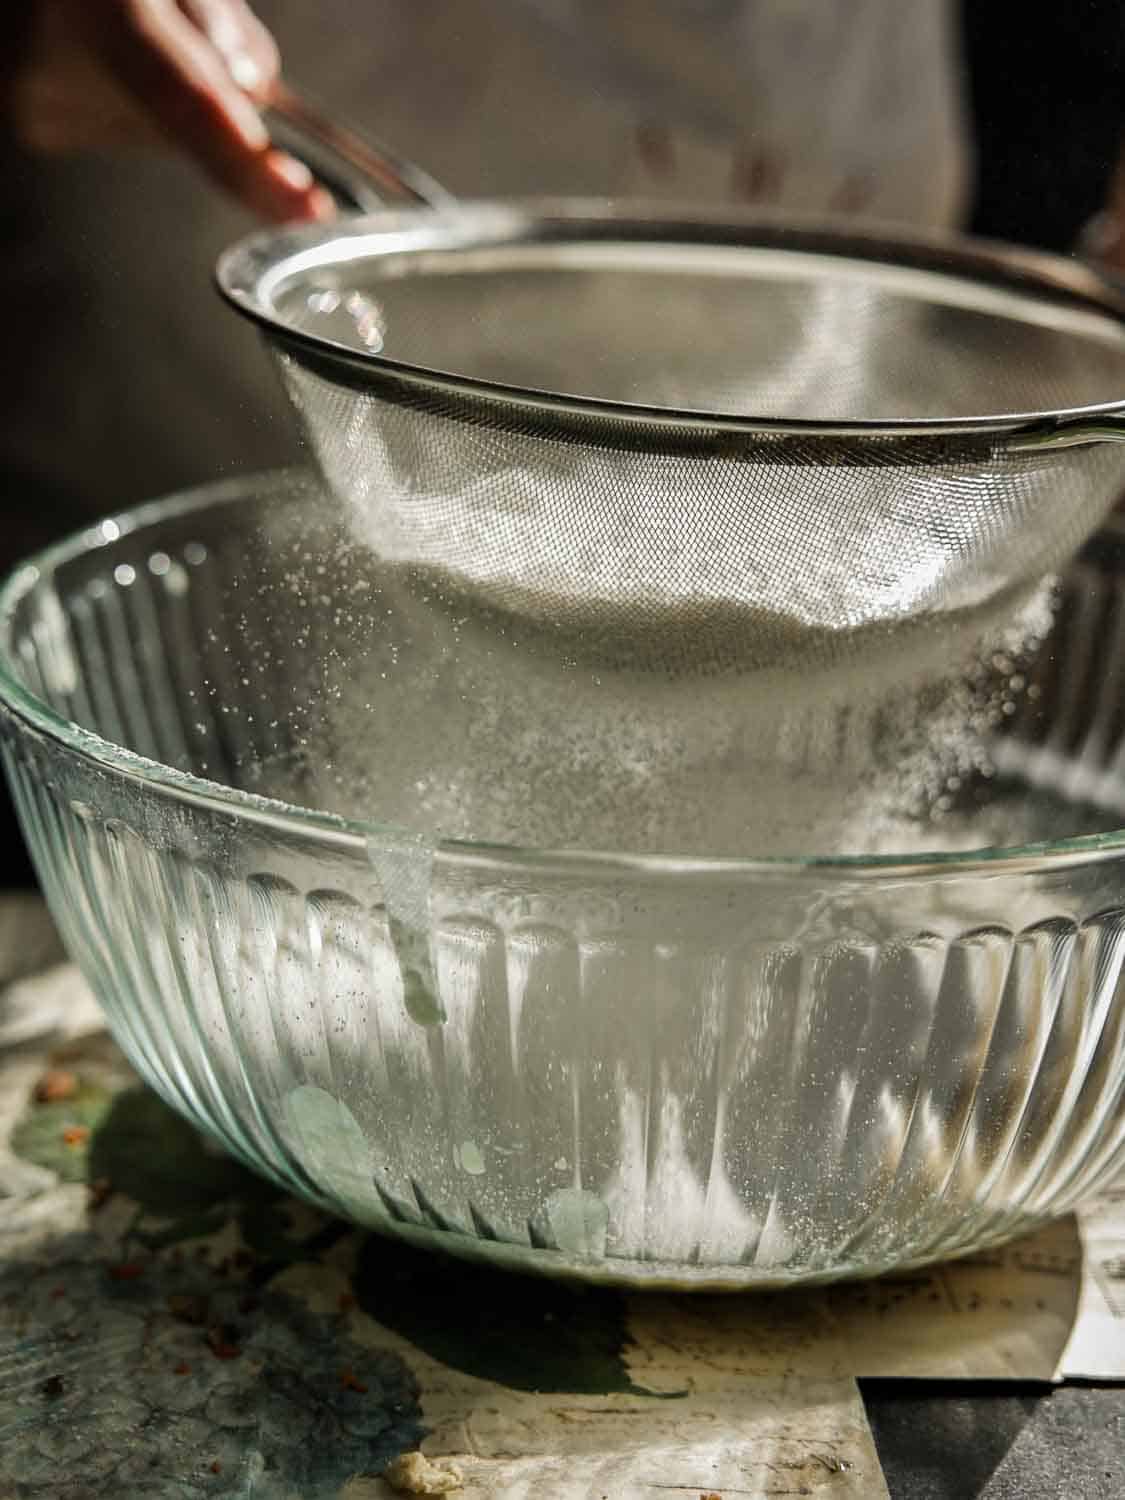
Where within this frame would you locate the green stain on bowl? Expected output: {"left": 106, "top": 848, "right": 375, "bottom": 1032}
{"left": 545, "top": 1188, "right": 610, "bottom": 1259}
{"left": 283, "top": 1085, "right": 374, "bottom": 1218}
{"left": 456, "top": 1141, "right": 486, "bottom": 1176}
{"left": 401, "top": 962, "right": 445, "bottom": 1027}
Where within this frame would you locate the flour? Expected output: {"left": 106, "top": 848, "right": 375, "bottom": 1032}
{"left": 297, "top": 529, "right": 1057, "bottom": 859}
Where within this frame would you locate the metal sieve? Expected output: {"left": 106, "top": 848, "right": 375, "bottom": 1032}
{"left": 217, "top": 114, "right": 1125, "bottom": 674}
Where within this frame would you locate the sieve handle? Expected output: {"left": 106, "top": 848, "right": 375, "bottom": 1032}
{"left": 1009, "top": 414, "right": 1125, "bottom": 453}
{"left": 266, "top": 83, "right": 456, "bottom": 215}
{"left": 1027, "top": 224, "right": 1125, "bottom": 452}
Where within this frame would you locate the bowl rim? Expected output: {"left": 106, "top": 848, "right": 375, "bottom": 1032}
{"left": 2, "top": 469, "right": 1125, "bottom": 882}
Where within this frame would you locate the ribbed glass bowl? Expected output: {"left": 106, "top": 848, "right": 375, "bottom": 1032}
{"left": 1, "top": 471, "right": 1123, "bottom": 1289}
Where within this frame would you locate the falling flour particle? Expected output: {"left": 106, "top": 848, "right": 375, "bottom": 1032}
{"left": 253, "top": 494, "right": 1070, "bottom": 860}
{"left": 304, "top": 548, "right": 1058, "bottom": 858}
{"left": 382, "top": 1451, "right": 464, "bottom": 1495}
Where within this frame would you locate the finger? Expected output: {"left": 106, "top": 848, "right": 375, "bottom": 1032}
{"left": 75, "top": 0, "right": 266, "bottom": 149}
{"left": 1079, "top": 211, "right": 1121, "bottom": 266}
{"left": 191, "top": 143, "right": 328, "bottom": 222}
{"left": 79, "top": 0, "right": 319, "bottom": 217}
{"left": 170, "top": 3, "right": 333, "bottom": 220}
{"left": 258, "top": 150, "right": 337, "bottom": 223}
{"left": 175, "top": 0, "right": 279, "bottom": 100}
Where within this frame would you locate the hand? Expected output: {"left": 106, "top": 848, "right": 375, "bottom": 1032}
{"left": 5, "top": 0, "right": 333, "bottom": 222}
{"left": 1080, "top": 138, "right": 1125, "bottom": 275}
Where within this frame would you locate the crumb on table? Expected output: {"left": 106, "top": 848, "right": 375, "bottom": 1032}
{"left": 382, "top": 1451, "right": 464, "bottom": 1495}
{"left": 87, "top": 1177, "right": 113, "bottom": 1210}
{"left": 34, "top": 1069, "right": 78, "bottom": 1103}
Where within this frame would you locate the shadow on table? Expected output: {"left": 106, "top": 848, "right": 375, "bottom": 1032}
{"left": 82, "top": 1087, "right": 653, "bottom": 1400}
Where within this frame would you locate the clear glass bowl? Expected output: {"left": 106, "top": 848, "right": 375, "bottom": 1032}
{"left": 1, "top": 471, "right": 1123, "bottom": 1289}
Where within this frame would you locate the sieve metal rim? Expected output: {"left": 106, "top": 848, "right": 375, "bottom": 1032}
{"left": 216, "top": 200, "right": 1125, "bottom": 450}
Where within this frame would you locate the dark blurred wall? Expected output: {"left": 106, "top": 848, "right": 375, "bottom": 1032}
{"left": 963, "top": 0, "right": 1125, "bottom": 251}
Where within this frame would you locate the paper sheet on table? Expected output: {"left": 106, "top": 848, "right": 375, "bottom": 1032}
{"left": 823, "top": 1197, "right": 1125, "bottom": 1382}
{"left": 611, "top": 1188, "right": 1125, "bottom": 1388}
{"left": 1058, "top": 1180, "right": 1125, "bottom": 1381}
{"left": 279, "top": 1264, "right": 887, "bottom": 1500}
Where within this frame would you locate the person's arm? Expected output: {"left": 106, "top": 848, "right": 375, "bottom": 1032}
{"left": 3, "top": 0, "right": 331, "bottom": 222}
